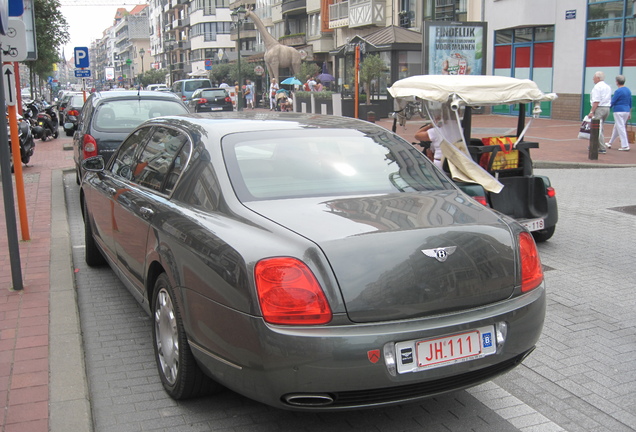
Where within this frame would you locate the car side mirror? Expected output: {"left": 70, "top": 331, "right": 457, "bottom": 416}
{"left": 82, "top": 156, "right": 105, "bottom": 172}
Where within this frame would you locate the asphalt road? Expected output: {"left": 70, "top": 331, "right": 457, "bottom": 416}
{"left": 63, "top": 167, "right": 636, "bottom": 432}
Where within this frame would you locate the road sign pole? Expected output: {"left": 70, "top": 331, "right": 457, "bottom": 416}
{"left": 0, "top": 53, "right": 24, "bottom": 291}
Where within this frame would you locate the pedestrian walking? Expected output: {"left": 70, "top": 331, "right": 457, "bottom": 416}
{"left": 245, "top": 79, "right": 255, "bottom": 109}
{"left": 588, "top": 71, "right": 612, "bottom": 153}
{"left": 269, "top": 78, "right": 279, "bottom": 110}
{"left": 607, "top": 75, "right": 632, "bottom": 151}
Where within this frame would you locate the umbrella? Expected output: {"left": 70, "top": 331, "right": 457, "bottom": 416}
{"left": 281, "top": 77, "right": 302, "bottom": 85}
{"left": 316, "top": 73, "right": 335, "bottom": 83}
{"left": 317, "top": 63, "right": 335, "bottom": 83}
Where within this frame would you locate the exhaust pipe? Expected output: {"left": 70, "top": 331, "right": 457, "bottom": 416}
{"left": 283, "top": 393, "right": 334, "bottom": 407}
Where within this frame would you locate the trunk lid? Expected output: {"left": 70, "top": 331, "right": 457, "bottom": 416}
{"left": 246, "top": 191, "right": 517, "bottom": 323}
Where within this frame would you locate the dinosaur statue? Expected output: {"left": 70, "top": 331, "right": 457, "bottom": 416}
{"left": 245, "top": 8, "right": 302, "bottom": 83}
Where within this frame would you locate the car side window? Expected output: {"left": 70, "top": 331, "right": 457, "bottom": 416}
{"left": 110, "top": 127, "right": 153, "bottom": 180}
{"left": 133, "top": 127, "right": 189, "bottom": 193}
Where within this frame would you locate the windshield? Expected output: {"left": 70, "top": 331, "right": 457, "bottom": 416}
{"left": 422, "top": 100, "right": 465, "bottom": 146}
{"left": 223, "top": 129, "right": 453, "bottom": 201}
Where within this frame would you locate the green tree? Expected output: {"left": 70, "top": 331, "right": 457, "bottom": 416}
{"left": 210, "top": 63, "right": 234, "bottom": 84}
{"left": 140, "top": 69, "right": 169, "bottom": 87}
{"left": 359, "top": 54, "right": 388, "bottom": 104}
{"left": 25, "top": 0, "right": 70, "bottom": 94}
{"left": 296, "top": 62, "right": 320, "bottom": 83}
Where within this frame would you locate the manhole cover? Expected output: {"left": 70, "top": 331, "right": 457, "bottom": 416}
{"left": 609, "top": 205, "right": 636, "bottom": 216}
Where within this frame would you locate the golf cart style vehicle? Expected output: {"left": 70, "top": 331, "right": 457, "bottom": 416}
{"left": 389, "top": 75, "right": 558, "bottom": 242}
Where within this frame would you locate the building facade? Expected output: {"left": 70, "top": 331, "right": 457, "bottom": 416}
{"left": 75, "top": 0, "right": 635, "bottom": 121}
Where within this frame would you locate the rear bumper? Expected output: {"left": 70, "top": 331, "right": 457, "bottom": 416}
{"left": 187, "top": 284, "right": 546, "bottom": 411}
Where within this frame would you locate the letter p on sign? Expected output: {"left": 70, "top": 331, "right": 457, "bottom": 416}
{"left": 74, "top": 47, "right": 89, "bottom": 68}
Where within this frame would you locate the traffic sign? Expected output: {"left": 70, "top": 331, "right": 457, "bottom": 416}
{"left": 3, "top": 64, "right": 17, "bottom": 106}
{"left": 74, "top": 47, "right": 89, "bottom": 68}
{"left": 0, "top": 18, "right": 27, "bottom": 61}
{"left": 9, "top": 0, "right": 24, "bottom": 16}
{"left": 75, "top": 69, "right": 91, "bottom": 78}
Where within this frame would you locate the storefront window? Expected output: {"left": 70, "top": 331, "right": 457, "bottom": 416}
{"left": 398, "top": 51, "right": 422, "bottom": 80}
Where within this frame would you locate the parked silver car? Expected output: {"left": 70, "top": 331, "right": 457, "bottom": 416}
{"left": 80, "top": 112, "right": 546, "bottom": 411}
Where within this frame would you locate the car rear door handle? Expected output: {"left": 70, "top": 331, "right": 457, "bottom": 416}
{"left": 140, "top": 207, "right": 154, "bottom": 220}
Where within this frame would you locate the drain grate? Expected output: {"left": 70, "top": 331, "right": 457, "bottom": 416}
{"left": 609, "top": 205, "right": 636, "bottom": 216}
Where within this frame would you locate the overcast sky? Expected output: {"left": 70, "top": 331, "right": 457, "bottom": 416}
{"left": 60, "top": 4, "right": 121, "bottom": 61}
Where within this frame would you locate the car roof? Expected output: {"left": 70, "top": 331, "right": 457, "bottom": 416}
{"left": 142, "top": 112, "right": 386, "bottom": 139}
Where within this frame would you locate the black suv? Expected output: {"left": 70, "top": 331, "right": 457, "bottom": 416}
{"left": 72, "top": 90, "right": 189, "bottom": 184}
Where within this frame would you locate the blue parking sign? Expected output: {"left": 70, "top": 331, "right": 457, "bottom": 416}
{"left": 74, "top": 47, "right": 90, "bottom": 68}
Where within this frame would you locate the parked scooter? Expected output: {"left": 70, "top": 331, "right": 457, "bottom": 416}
{"left": 35, "top": 103, "right": 59, "bottom": 141}
{"left": 8, "top": 114, "right": 36, "bottom": 173}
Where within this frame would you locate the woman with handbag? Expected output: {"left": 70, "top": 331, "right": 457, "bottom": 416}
{"left": 607, "top": 75, "right": 632, "bottom": 151}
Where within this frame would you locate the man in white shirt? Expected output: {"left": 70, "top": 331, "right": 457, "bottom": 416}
{"left": 589, "top": 71, "right": 612, "bottom": 153}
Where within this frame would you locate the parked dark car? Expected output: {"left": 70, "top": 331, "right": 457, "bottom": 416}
{"left": 187, "top": 87, "right": 233, "bottom": 113}
{"left": 72, "top": 90, "right": 189, "bottom": 184}
{"left": 80, "top": 112, "right": 546, "bottom": 411}
{"left": 57, "top": 91, "right": 83, "bottom": 124}
{"left": 62, "top": 94, "right": 87, "bottom": 136}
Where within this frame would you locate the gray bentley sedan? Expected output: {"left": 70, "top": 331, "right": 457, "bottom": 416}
{"left": 79, "top": 112, "right": 546, "bottom": 411}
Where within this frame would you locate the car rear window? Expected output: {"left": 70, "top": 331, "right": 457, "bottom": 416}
{"left": 69, "top": 95, "right": 85, "bottom": 107}
{"left": 223, "top": 129, "right": 452, "bottom": 201}
{"left": 94, "top": 99, "right": 188, "bottom": 131}
{"left": 184, "top": 80, "right": 210, "bottom": 92}
{"left": 200, "top": 90, "right": 227, "bottom": 99}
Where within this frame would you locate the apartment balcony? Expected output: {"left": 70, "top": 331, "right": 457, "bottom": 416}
{"left": 329, "top": 0, "right": 384, "bottom": 29}
{"left": 230, "top": 22, "right": 257, "bottom": 42}
{"left": 328, "top": 2, "right": 348, "bottom": 28}
{"left": 279, "top": 33, "right": 306, "bottom": 47}
{"left": 165, "top": 22, "right": 173, "bottom": 32}
{"left": 173, "top": 18, "right": 183, "bottom": 29}
{"left": 282, "top": 0, "right": 306, "bottom": 15}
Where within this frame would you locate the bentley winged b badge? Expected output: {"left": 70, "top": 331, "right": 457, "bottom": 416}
{"left": 422, "top": 246, "right": 457, "bottom": 262}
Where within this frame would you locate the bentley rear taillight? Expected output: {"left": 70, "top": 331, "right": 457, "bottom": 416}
{"left": 255, "top": 257, "right": 332, "bottom": 325}
{"left": 83, "top": 134, "right": 98, "bottom": 159}
{"left": 519, "top": 232, "right": 543, "bottom": 292}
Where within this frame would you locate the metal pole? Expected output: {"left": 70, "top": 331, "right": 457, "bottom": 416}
{"left": 0, "top": 55, "right": 24, "bottom": 291}
{"left": 237, "top": 23, "right": 243, "bottom": 112}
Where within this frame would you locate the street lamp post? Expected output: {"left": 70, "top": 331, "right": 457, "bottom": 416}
{"left": 139, "top": 48, "right": 145, "bottom": 84}
{"left": 231, "top": 6, "right": 247, "bottom": 111}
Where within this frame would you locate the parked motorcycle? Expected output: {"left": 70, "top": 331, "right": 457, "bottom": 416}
{"left": 35, "top": 104, "right": 59, "bottom": 141}
{"left": 8, "top": 115, "right": 36, "bottom": 173}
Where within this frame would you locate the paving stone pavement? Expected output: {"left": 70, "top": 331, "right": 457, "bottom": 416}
{"left": 62, "top": 163, "right": 636, "bottom": 431}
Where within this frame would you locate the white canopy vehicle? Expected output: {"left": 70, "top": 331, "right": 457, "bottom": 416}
{"left": 388, "top": 75, "right": 558, "bottom": 242}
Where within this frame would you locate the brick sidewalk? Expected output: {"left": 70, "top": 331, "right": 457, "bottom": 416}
{"left": 0, "top": 137, "right": 73, "bottom": 432}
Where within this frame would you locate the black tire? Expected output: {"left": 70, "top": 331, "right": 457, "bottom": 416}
{"left": 66, "top": 130, "right": 74, "bottom": 137}
{"left": 53, "top": 128, "right": 59, "bottom": 139}
{"left": 532, "top": 225, "right": 556, "bottom": 243}
{"left": 83, "top": 199, "right": 106, "bottom": 266}
{"left": 152, "top": 273, "right": 217, "bottom": 399}
{"left": 21, "top": 154, "right": 31, "bottom": 164}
